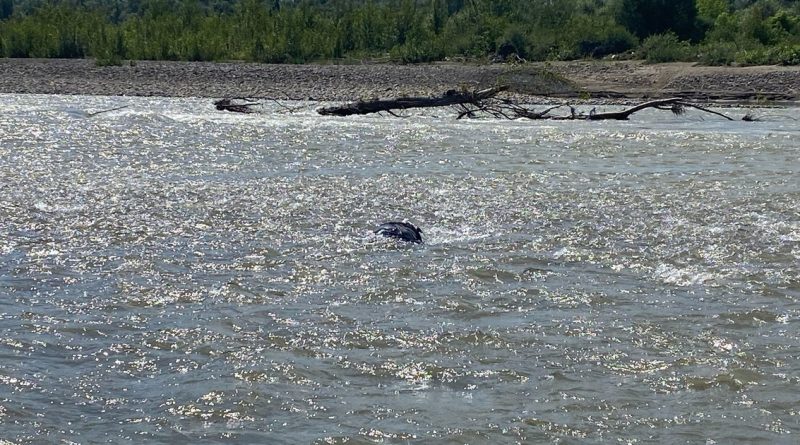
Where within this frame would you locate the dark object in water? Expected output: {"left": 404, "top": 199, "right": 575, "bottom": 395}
{"left": 375, "top": 221, "right": 423, "bottom": 244}
{"left": 214, "top": 98, "right": 260, "bottom": 113}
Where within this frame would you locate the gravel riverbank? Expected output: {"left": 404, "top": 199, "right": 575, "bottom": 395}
{"left": 0, "top": 58, "right": 509, "bottom": 100}
{"left": 1, "top": 58, "right": 798, "bottom": 103}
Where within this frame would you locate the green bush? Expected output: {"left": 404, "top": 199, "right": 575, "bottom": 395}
{"left": 524, "top": 33, "right": 560, "bottom": 61}
{"left": 559, "top": 14, "right": 639, "bottom": 59}
{"left": 734, "top": 46, "right": 772, "bottom": 65}
{"left": 697, "top": 41, "right": 738, "bottom": 65}
{"left": 772, "top": 44, "right": 800, "bottom": 65}
{"left": 95, "top": 53, "right": 124, "bottom": 66}
{"left": 576, "top": 29, "right": 638, "bottom": 59}
{"left": 495, "top": 26, "right": 529, "bottom": 60}
{"left": 640, "top": 32, "right": 692, "bottom": 63}
{"left": 699, "top": 42, "right": 800, "bottom": 66}
{"left": 389, "top": 40, "right": 443, "bottom": 63}
{"left": 249, "top": 39, "right": 289, "bottom": 64}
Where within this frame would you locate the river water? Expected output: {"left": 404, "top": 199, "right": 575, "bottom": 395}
{"left": 0, "top": 94, "right": 798, "bottom": 444}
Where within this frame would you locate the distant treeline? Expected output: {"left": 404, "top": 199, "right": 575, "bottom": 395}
{"left": 0, "top": 0, "right": 798, "bottom": 65}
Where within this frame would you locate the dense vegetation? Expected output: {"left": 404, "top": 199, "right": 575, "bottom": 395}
{"left": 0, "top": 0, "right": 798, "bottom": 65}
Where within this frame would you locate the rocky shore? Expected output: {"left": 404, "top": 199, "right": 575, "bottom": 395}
{"left": 1, "top": 58, "right": 798, "bottom": 104}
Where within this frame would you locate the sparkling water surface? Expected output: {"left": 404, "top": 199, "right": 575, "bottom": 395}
{"left": 0, "top": 94, "right": 798, "bottom": 444}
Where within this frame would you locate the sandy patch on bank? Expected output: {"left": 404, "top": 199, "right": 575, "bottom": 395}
{"left": 537, "top": 60, "right": 800, "bottom": 101}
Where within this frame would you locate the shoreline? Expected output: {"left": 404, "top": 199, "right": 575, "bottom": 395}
{"left": 1, "top": 58, "right": 799, "bottom": 105}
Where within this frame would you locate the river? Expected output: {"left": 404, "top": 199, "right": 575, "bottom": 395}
{"left": 0, "top": 94, "right": 798, "bottom": 444}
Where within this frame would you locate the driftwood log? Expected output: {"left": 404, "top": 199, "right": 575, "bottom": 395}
{"left": 314, "top": 87, "right": 752, "bottom": 121}
{"left": 213, "top": 88, "right": 761, "bottom": 122}
{"left": 453, "top": 94, "right": 748, "bottom": 121}
{"left": 214, "top": 98, "right": 260, "bottom": 113}
{"left": 454, "top": 95, "right": 745, "bottom": 121}
{"left": 317, "top": 86, "right": 508, "bottom": 116}
{"left": 586, "top": 98, "right": 733, "bottom": 120}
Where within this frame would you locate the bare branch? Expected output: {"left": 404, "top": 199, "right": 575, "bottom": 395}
{"left": 679, "top": 102, "right": 735, "bottom": 121}
{"left": 87, "top": 105, "right": 129, "bottom": 117}
{"left": 587, "top": 98, "right": 683, "bottom": 120}
{"left": 269, "top": 99, "right": 305, "bottom": 113}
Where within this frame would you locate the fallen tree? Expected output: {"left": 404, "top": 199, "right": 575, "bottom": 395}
{"left": 315, "top": 88, "right": 756, "bottom": 121}
{"left": 586, "top": 98, "right": 733, "bottom": 120}
{"left": 455, "top": 95, "right": 750, "bottom": 121}
{"left": 213, "top": 87, "right": 761, "bottom": 121}
{"left": 317, "top": 86, "right": 508, "bottom": 116}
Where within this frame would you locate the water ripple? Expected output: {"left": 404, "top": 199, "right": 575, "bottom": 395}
{"left": 0, "top": 94, "right": 798, "bottom": 443}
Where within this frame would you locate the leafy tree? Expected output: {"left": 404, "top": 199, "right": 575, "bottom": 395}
{"left": 640, "top": 32, "right": 692, "bottom": 62}
{"left": 0, "top": 0, "right": 13, "bottom": 20}
{"left": 613, "top": 0, "right": 700, "bottom": 40}
{"left": 697, "top": 0, "right": 730, "bottom": 22}
{"left": 0, "top": 0, "right": 798, "bottom": 65}
{"left": 563, "top": 14, "right": 638, "bottom": 59}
